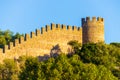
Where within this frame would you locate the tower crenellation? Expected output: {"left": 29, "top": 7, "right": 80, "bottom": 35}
{"left": 82, "top": 17, "right": 104, "bottom": 24}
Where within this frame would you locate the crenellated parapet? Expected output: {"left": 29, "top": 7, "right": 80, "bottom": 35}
{"left": 46, "top": 25, "right": 51, "bottom": 31}
{"left": 19, "top": 36, "right": 24, "bottom": 44}
{"left": 56, "top": 24, "right": 61, "bottom": 29}
{"left": 35, "top": 29, "right": 41, "bottom": 36}
{"left": 41, "top": 23, "right": 82, "bottom": 32}
{"left": 67, "top": 25, "right": 72, "bottom": 30}
{"left": 8, "top": 42, "right": 13, "bottom": 49}
{"left": 72, "top": 26, "right": 78, "bottom": 31}
{"left": 25, "top": 34, "right": 30, "bottom": 41}
{"left": 82, "top": 17, "right": 104, "bottom": 26}
{"left": 61, "top": 24, "right": 66, "bottom": 30}
{"left": 3, "top": 45, "right": 7, "bottom": 53}
{"left": 0, "top": 23, "right": 82, "bottom": 54}
{"left": 31, "top": 32, "right": 35, "bottom": 38}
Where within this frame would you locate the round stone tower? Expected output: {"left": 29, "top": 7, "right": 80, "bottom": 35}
{"left": 82, "top": 17, "right": 104, "bottom": 44}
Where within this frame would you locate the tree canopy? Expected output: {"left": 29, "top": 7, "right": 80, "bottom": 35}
{"left": 19, "top": 54, "right": 118, "bottom": 80}
{"left": 0, "top": 29, "right": 24, "bottom": 48}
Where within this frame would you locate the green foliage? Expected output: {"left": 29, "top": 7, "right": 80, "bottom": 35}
{"left": 0, "top": 35, "right": 6, "bottom": 47}
{"left": 0, "top": 29, "right": 13, "bottom": 48}
{"left": 11, "top": 32, "right": 24, "bottom": 42}
{"left": 0, "top": 56, "right": 30, "bottom": 80}
{"left": 18, "top": 56, "right": 27, "bottom": 67}
{"left": 0, "top": 29, "right": 24, "bottom": 48}
{"left": 0, "top": 59, "right": 19, "bottom": 80}
{"left": 19, "top": 54, "right": 118, "bottom": 80}
{"left": 79, "top": 43, "right": 120, "bottom": 69}
{"left": 67, "top": 40, "right": 82, "bottom": 54}
{"left": 110, "top": 42, "right": 120, "bottom": 48}
{"left": 68, "top": 41, "right": 120, "bottom": 79}
{"left": 19, "top": 57, "right": 39, "bottom": 80}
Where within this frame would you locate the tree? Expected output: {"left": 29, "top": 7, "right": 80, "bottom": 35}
{"left": 0, "top": 35, "right": 6, "bottom": 48}
{"left": 110, "top": 42, "right": 120, "bottom": 48}
{"left": 3, "top": 30, "right": 13, "bottom": 44}
{"left": 67, "top": 40, "right": 82, "bottom": 54}
{"left": 79, "top": 43, "right": 116, "bottom": 68}
{"left": 0, "top": 29, "right": 24, "bottom": 48}
{"left": 0, "top": 59, "right": 19, "bottom": 80}
{"left": 19, "top": 57, "right": 39, "bottom": 80}
{"left": 12, "top": 32, "right": 24, "bottom": 42}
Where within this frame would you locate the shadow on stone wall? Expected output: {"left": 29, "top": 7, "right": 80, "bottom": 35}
{"left": 38, "top": 44, "right": 75, "bottom": 61}
{"left": 38, "top": 54, "right": 50, "bottom": 61}
{"left": 38, "top": 44, "right": 62, "bottom": 61}
{"left": 50, "top": 44, "right": 62, "bottom": 58}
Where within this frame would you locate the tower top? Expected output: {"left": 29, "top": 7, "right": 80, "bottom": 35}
{"left": 82, "top": 17, "right": 104, "bottom": 26}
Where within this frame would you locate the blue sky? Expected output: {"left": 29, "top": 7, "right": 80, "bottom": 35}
{"left": 0, "top": 0, "right": 120, "bottom": 43}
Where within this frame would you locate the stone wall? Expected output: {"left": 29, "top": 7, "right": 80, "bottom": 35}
{"left": 0, "top": 23, "right": 82, "bottom": 62}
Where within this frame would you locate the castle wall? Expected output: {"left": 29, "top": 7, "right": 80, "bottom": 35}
{"left": 0, "top": 17, "right": 105, "bottom": 63}
{"left": 0, "top": 23, "right": 82, "bottom": 62}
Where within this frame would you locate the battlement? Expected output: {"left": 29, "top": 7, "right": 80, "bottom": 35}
{"left": 35, "top": 29, "right": 41, "bottom": 36}
{"left": 0, "top": 23, "right": 82, "bottom": 54}
{"left": 40, "top": 23, "right": 81, "bottom": 33}
{"left": 67, "top": 25, "right": 72, "bottom": 30}
{"left": 82, "top": 17, "right": 104, "bottom": 26}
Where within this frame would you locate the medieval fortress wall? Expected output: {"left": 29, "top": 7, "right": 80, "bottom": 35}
{"left": 0, "top": 17, "right": 104, "bottom": 62}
